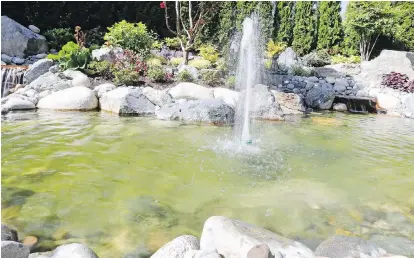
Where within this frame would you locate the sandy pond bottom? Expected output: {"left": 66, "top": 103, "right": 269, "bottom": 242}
{"left": 2, "top": 110, "right": 414, "bottom": 257}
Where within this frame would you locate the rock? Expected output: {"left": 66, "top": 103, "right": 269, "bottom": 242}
{"left": 143, "top": 87, "right": 174, "bottom": 107}
{"left": 315, "top": 236, "right": 387, "bottom": 258}
{"left": 71, "top": 73, "right": 92, "bottom": 88}
{"left": 35, "top": 53, "right": 47, "bottom": 59}
{"left": 178, "top": 65, "right": 199, "bottom": 80}
{"left": 183, "top": 250, "right": 221, "bottom": 258}
{"left": 272, "top": 91, "right": 305, "bottom": 115}
{"left": 50, "top": 49, "right": 57, "bottom": 54}
{"left": 1, "top": 54, "right": 12, "bottom": 63}
{"left": 38, "top": 90, "right": 51, "bottom": 99}
{"left": 26, "top": 72, "right": 71, "bottom": 93}
{"left": 37, "top": 86, "right": 98, "bottom": 110}
{"left": 1, "top": 225, "right": 18, "bottom": 241}
{"left": 213, "top": 88, "right": 239, "bottom": 108}
{"left": 28, "top": 251, "right": 52, "bottom": 258}
{"left": 63, "top": 70, "right": 85, "bottom": 80}
{"left": 333, "top": 78, "right": 348, "bottom": 93}
{"left": 249, "top": 84, "right": 284, "bottom": 120}
{"left": 156, "top": 99, "right": 234, "bottom": 124}
{"left": 11, "top": 57, "right": 25, "bottom": 65}
{"left": 1, "top": 16, "right": 48, "bottom": 57}
{"left": 1, "top": 241, "right": 30, "bottom": 258}
{"left": 151, "top": 235, "right": 199, "bottom": 258}
{"left": 23, "top": 59, "right": 54, "bottom": 84}
{"left": 169, "top": 82, "right": 213, "bottom": 100}
{"left": 305, "top": 86, "right": 335, "bottom": 110}
{"left": 333, "top": 103, "right": 347, "bottom": 111}
{"left": 314, "top": 64, "right": 361, "bottom": 78}
{"left": 287, "top": 83, "right": 295, "bottom": 90}
{"left": 247, "top": 244, "right": 271, "bottom": 258}
{"left": 50, "top": 243, "right": 98, "bottom": 258}
{"left": 200, "top": 216, "right": 313, "bottom": 258}
{"left": 1, "top": 61, "right": 6, "bottom": 65}
{"left": 91, "top": 46, "right": 123, "bottom": 62}
{"left": 3, "top": 97, "right": 35, "bottom": 110}
{"left": 48, "top": 65, "right": 59, "bottom": 73}
{"left": 23, "top": 236, "right": 38, "bottom": 250}
{"left": 28, "top": 25, "right": 40, "bottom": 33}
{"left": 370, "top": 235, "right": 414, "bottom": 257}
{"left": 277, "top": 47, "right": 298, "bottom": 69}
{"left": 377, "top": 90, "right": 401, "bottom": 110}
{"left": 305, "top": 83, "right": 314, "bottom": 91}
{"left": 100, "top": 87, "right": 155, "bottom": 115}
{"left": 93, "top": 83, "right": 116, "bottom": 98}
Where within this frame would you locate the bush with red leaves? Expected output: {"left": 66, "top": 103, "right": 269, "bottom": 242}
{"left": 381, "top": 72, "right": 414, "bottom": 93}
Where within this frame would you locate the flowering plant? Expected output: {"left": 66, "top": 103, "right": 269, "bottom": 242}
{"left": 113, "top": 49, "right": 147, "bottom": 75}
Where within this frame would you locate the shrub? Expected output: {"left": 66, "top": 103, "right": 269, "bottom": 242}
{"left": 266, "top": 40, "right": 287, "bottom": 58}
{"left": 47, "top": 41, "right": 79, "bottom": 60}
{"left": 169, "top": 57, "right": 184, "bottom": 67}
{"left": 177, "top": 70, "right": 193, "bottom": 82}
{"left": 198, "top": 45, "right": 219, "bottom": 63}
{"left": 264, "top": 59, "right": 272, "bottom": 70}
{"left": 381, "top": 72, "right": 414, "bottom": 93}
{"left": 47, "top": 41, "right": 91, "bottom": 71}
{"left": 112, "top": 70, "right": 140, "bottom": 85}
{"left": 188, "top": 59, "right": 212, "bottom": 69}
{"left": 215, "top": 58, "right": 227, "bottom": 72}
{"left": 291, "top": 65, "right": 314, "bottom": 76}
{"left": 85, "top": 26, "right": 105, "bottom": 47}
{"left": 226, "top": 76, "right": 236, "bottom": 88}
{"left": 331, "top": 54, "right": 361, "bottom": 64}
{"left": 44, "top": 28, "right": 73, "bottom": 50}
{"left": 88, "top": 60, "right": 113, "bottom": 79}
{"left": 303, "top": 49, "right": 331, "bottom": 67}
{"left": 164, "top": 37, "right": 181, "bottom": 49}
{"left": 112, "top": 49, "right": 146, "bottom": 85}
{"left": 152, "top": 40, "right": 163, "bottom": 50}
{"left": 104, "top": 20, "right": 156, "bottom": 57}
{"left": 146, "top": 58, "right": 162, "bottom": 67}
{"left": 146, "top": 55, "right": 167, "bottom": 66}
{"left": 147, "top": 65, "right": 167, "bottom": 82}
{"left": 201, "top": 70, "right": 221, "bottom": 86}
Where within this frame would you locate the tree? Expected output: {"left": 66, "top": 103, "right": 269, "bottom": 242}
{"left": 317, "top": 1, "right": 343, "bottom": 50}
{"left": 392, "top": 2, "right": 414, "bottom": 51}
{"left": 162, "top": 1, "right": 216, "bottom": 64}
{"left": 344, "top": 1, "right": 393, "bottom": 61}
{"left": 292, "top": 1, "right": 317, "bottom": 55}
{"left": 274, "top": 1, "right": 295, "bottom": 45}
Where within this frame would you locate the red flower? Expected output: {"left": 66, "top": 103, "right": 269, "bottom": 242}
{"left": 160, "top": 2, "right": 165, "bottom": 8}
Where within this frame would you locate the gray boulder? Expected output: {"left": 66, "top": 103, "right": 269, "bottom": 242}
{"left": 183, "top": 250, "right": 221, "bottom": 258}
{"left": 35, "top": 53, "right": 47, "bottom": 59}
{"left": 370, "top": 235, "right": 414, "bottom": 257}
{"left": 213, "top": 88, "right": 239, "bottom": 108}
{"left": 247, "top": 84, "right": 284, "bottom": 120}
{"left": 1, "top": 54, "right": 12, "bottom": 63}
{"left": 315, "top": 236, "right": 387, "bottom": 258}
{"left": 26, "top": 72, "right": 71, "bottom": 93}
{"left": 91, "top": 46, "right": 123, "bottom": 62}
{"left": 247, "top": 244, "right": 271, "bottom": 258}
{"left": 199, "top": 216, "right": 314, "bottom": 258}
{"left": 48, "top": 65, "right": 59, "bottom": 73}
{"left": 333, "top": 78, "right": 349, "bottom": 93}
{"left": 1, "top": 241, "right": 30, "bottom": 258}
{"left": 1, "top": 16, "right": 48, "bottom": 57}
{"left": 93, "top": 83, "right": 116, "bottom": 98}
{"left": 28, "top": 25, "right": 40, "bottom": 33}
{"left": 305, "top": 84, "right": 335, "bottom": 110}
{"left": 151, "top": 235, "right": 199, "bottom": 258}
{"left": 100, "top": 87, "right": 155, "bottom": 115}
{"left": 23, "top": 59, "right": 54, "bottom": 84}
{"left": 51, "top": 243, "right": 98, "bottom": 258}
{"left": 1, "top": 225, "right": 18, "bottom": 241}
{"left": 143, "top": 87, "right": 174, "bottom": 107}
{"left": 3, "top": 97, "right": 35, "bottom": 110}
{"left": 37, "top": 86, "right": 98, "bottom": 110}
{"left": 169, "top": 82, "right": 213, "bottom": 100}
{"left": 71, "top": 73, "right": 92, "bottom": 88}
{"left": 272, "top": 91, "right": 305, "bottom": 115}
{"left": 156, "top": 99, "right": 234, "bottom": 124}
{"left": 333, "top": 103, "right": 348, "bottom": 111}
{"left": 277, "top": 47, "right": 299, "bottom": 69}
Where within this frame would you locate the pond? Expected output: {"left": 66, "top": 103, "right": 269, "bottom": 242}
{"left": 2, "top": 111, "right": 414, "bottom": 257}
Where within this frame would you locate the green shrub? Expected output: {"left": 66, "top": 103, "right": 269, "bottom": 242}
{"left": 226, "top": 76, "right": 236, "bottom": 88}
{"left": 177, "top": 70, "right": 193, "bottom": 82}
{"left": 291, "top": 65, "right": 314, "bottom": 76}
{"left": 266, "top": 40, "right": 287, "bottom": 58}
{"left": 112, "top": 69, "right": 140, "bottom": 85}
{"left": 303, "top": 49, "right": 331, "bottom": 67}
{"left": 215, "top": 58, "right": 227, "bottom": 72}
{"left": 188, "top": 59, "right": 211, "bottom": 69}
{"left": 201, "top": 70, "right": 221, "bottom": 86}
{"left": 152, "top": 40, "right": 163, "bottom": 50}
{"left": 147, "top": 65, "right": 167, "bottom": 82}
{"left": 88, "top": 60, "right": 113, "bottom": 79}
{"left": 85, "top": 27, "right": 105, "bottom": 47}
{"left": 331, "top": 54, "right": 361, "bottom": 64}
{"left": 198, "top": 45, "right": 219, "bottom": 63}
{"left": 111, "top": 49, "right": 146, "bottom": 85}
{"left": 47, "top": 41, "right": 79, "bottom": 60}
{"left": 169, "top": 57, "right": 184, "bottom": 67}
{"left": 147, "top": 55, "right": 167, "bottom": 66}
{"left": 164, "top": 37, "right": 181, "bottom": 49}
{"left": 104, "top": 20, "right": 156, "bottom": 57}
{"left": 264, "top": 59, "right": 272, "bottom": 70}
{"left": 44, "top": 28, "right": 73, "bottom": 50}
{"left": 60, "top": 47, "right": 91, "bottom": 70}
{"left": 146, "top": 58, "right": 162, "bottom": 67}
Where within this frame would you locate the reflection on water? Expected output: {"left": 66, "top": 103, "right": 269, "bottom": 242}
{"left": 2, "top": 110, "right": 414, "bottom": 256}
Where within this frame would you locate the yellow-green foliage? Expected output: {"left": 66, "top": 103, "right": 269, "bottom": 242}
{"left": 152, "top": 40, "right": 163, "bottom": 50}
{"left": 266, "top": 40, "right": 287, "bottom": 58}
{"left": 200, "top": 70, "right": 221, "bottom": 86}
{"left": 147, "top": 65, "right": 166, "bottom": 82}
{"left": 264, "top": 59, "right": 272, "bottom": 70}
{"left": 47, "top": 41, "right": 79, "bottom": 60}
{"left": 227, "top": 76, "right": 236, "bottom": 88}
{"left": 198, "top": 45, "right": 219, "bottom": 63}
{"left": 331, "top": 54, "right": 361, "bottom": 64}
{"left": 147, "top": 54, "right": 167, "bottom": 65}
{"left": 164, "top": 37, "right": 181, "bottom": 49}
{"left": 188, "top": 59, "right": 212, "bottom": 69}
{"left": 215, "top": 58, "right": 227, "bottom": 72}
{"left": 177, "top": 70, "right": 193, "bottom": 82}
{"left": 169, "top": 57, "right": 184, "bottom": 67}
{"left": 146, "top": 58, "right": 162, "bottom": 67}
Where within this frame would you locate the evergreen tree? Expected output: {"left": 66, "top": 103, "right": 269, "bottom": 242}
{"left": 317, "top": 1, "right": 343, "bottom": 50}
{"left": 274, "top": 1, "right": 295, "bottom": 45}
{"left": 292, "top": 1, "right": 317, "bottom": 55}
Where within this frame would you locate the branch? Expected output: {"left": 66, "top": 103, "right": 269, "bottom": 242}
{"left": 175, "top": 1, "right": 181, "bottom": 35}
{"left": 179, "top": 1, "right": 190, "bottom": 39}
{"left": 368, "top": 34, "right": 380, "bottom": 61}
{"left": 188, "top": 0, "right": 193, "bottom": 28}
{"left": 164, "top": 1, "right": 177, "bottom": 35}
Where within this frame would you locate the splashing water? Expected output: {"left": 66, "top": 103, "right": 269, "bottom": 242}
{"left": 1, "top": 67, "right": 24, "bottom": 97}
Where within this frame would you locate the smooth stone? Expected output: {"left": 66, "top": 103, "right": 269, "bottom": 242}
{"left": 169, "top": 82, "right": 213, "bottom": 100}
{"left": 28, "top": 25, "right": 40, "bottom": 33}
{"left": 333, "top": 103, "right": 347, "bottom": 111}
{"left": 1, "top": 54, "right": 12, "bottom": 63}
{"left": 143, "top": 87, "right": 174, "bottom": 107}
{"left": 1, "top": 241, "right": 30, "bottom": 258}
{"left": 247, "top": 244, "right": 272, "bottom": 258}
{"left": 287, "top": 83, "right": 295, "bottom": 90}
{"left": 100, "top": 87, "right": 155, "bottom": 115}
{"left": 50, "top": 243, "right": 98, "bottom": 258}
{"left": 272, "top": 90, "right": 305, "bottom": 115}
{"left": 183, "top": 250, "right": 221, "bottom": 258}
{"left": 1, "top": 225, "right": 18, "bottom": 241}
{"left": 151, "top": 235, "right": 199, "bottom": 258}
{"left": 23, "top": 236, "right": 38, "bottom": 250}
{"left": 35, "top": 53, "right": 47, "bottom": 59}
{"left": 71, "top": 73, "right": 92, "bottom": 88}
{"left": 11, "top": 57, "right": 25, "bottom": 65}
{"left": 48, "top": 65, "right": 59, "bottom": 73}
{"left": 37, "top": 86, "right": 98, "bottom": 110}
{"left": 93, "top": 83, "right": 116, "bottom": 98}
{"left": 3, "top": 97, "right": 35, "bottom": 110}
{"left": 212, "top": 87, "right": 239, "bottom": 108}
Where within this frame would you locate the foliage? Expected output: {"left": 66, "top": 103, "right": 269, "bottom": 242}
{"left": 274, "top": 1, "right": 295, "bottom": 45}
{"left": 146, "top": 58, "right": 162, "bottom": 67}
{"left": 87, "top": 60, "right": 113, "bottom": 79}
{"left": 164, "top": 37, "right": 181, "bottom": 49}
{"left": 392, "top": 2, "right": 414, "bottom": 51}
{"left": 152, "top": 40, "right": 163, "bottom": 50}
{"left": 226, "top": 76, "right": 236, "bottom": 88}
{"left": 291, "top": 65, "right": 313, "bottom": 77}
{"left": 147, "top": 65, "right": 167, "bottom": 82}
{"left": 317, "top": 1, "right": 343, "bottom": 50}
{"left": 302, "top": 49, "right": 331, "bottom": 67}
{"left": 292, "top": 1, "right": 317, "bottom": 56}
{"left": 44, "top": 28, "right": 73, "bottom": 50}
{"left": 112, "top": 70, "right": 140, "bottom": 86}
{"left": 47, "top": 41, "right": 91, "bottom": 70}
{"left": 104, "top": 20, "right": 156, "bottom": 57}
{"left": 177, "top": 70, "right": 193, "bottom": 82}
{"left": 200, "top": 70, "right": 221, "bottom": 86}
{"left": 169, "top": 57, "right": 184, "bottom": 67}
{"left": 85, "top": 26, "right": 105, "bottom": 47}
{"left": 264, "top": 59, "right": 272, "bottom": 70}
{"left": 266, "top": 40, "right": 287, "bottom": 59}
{"left": 147, "top": 54, "right": 167, "bottom": 65}
{"left": 381, "top": 72, "right": 414, "bottom": 93}
{"left": 331, "top": 55, "right": 361, "bottom": 64}
{"left": 188, "top": 59, "right": 212, "bottom": 69}
{"left": 198, "top": 45, "right": 219, "bottom": 63}
{"left": 112, "top": 49, "right": 146, "bottom": 85}
{"left": 215, "top": 58, "right": 226, "bottom": 72}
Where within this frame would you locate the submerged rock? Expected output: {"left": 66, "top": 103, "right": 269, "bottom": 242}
{"left": 1, "top": 225, "right": 18, "bottom": 241}
{"left": 37, "top": 86, "right": 98, "bottom": 110}
{"left": 100, "top": 87, "right": 155, "bottom": 115}
{"left": 151, "top": 235, "right": 199, "bottom": 258}
{"left": 370, "top": 235, "right": 414, "bottom": 257}
{"left": 1, "top": 241, "right": 30, "bottom": 258}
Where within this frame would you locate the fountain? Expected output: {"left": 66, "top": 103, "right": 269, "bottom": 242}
{"left": 234, "top": 14, "right": 263, "bottom": 145}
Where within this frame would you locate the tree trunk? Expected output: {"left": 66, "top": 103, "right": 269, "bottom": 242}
{"left": 184, "top": 49, "right": 189, "bottom": 65}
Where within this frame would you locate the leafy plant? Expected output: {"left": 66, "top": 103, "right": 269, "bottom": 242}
{"left": 164, "top": 37, "right": 181, "bottom": 49}
{"left": 266, "top": 40, "right": 287, "bottom": 58}
{"left": 112, "top": 49, "right": 146, "bottom": 85}
{"left": 104, "top": 20, "right": 156, "bottom": 57}
{"left": 303, "top": 49, "right": 331, "bottom": 67}
{"left": 215, "top": 58, "right": 226, "bottom": 72}
{"left": 44, "top": 28, "right": 73, "bottom": 50}
{"left": 169, "top": 57, "right": 184, "bottom": 67}
{"left": 112, "top": 70, "right": 140, "bottom": 86}
{"left": 198, "top": 45, "right": 219, "bottom": 63}
{"left": 87, "top": 60, "right": 113, "bottom": 79}
{"left": 226, "top": 76, "right": 236, "bottom": 88}
{"left": 200, "top": 70, "right": 221, "bottom": 86}
{"left": 152, "top": 40, "right": 163, "bottom": 50}
{"left": 188, "top": 59, "right": 212, "bottom": 69}
{"left": 331, "top": 54, "right": 361, "bottom": 64}
{"left": 147, "top": 65, "right": 168, "bottom": 82}
{"left": 264, "top": 59, "right": 272, "bottom": 70}
{"left": 146, "top": 58, "right": 162, "bottom": 67}
{"left": 146, "top": 55, "right": 167, "bottom": 66}
{"left": 177, "top": 70, "right": 193, "bottom": 82}
{"left": 381, "top": 72, "right": 413, "bottom": 93}
{"left": 291, "top": 65, "right": 313, "bottom": 76}
{"left": 47, "top": 41, "right": 79, "bottom": 60}
{"left": 60, "top": 47, "right": 91, "bottom": 70}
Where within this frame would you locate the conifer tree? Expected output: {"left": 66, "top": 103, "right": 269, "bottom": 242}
{"left": 317, "top": 1, "right": 343, "bottom": 50}
{"left": 274, "top": 1, "right": 295, "bottom": 45}
{"left": 292, "top": 1, "right": 316, "bottom": 55}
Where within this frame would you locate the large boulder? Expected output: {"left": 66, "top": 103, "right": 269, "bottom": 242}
{"left": 169, "top": 82, "right": 213, "bottom": 100}
{"left": 272, "top": 91, "right": 305, "bottom": 115}
{"left": 93, "top": 83, "right": 116, "bottom": 98}
{"left": 71, "top": 73, "right": 92, "bottom": 88}
{"left": 277, "top": 47, "right": 299, "bottom": 69}
{"left": 143, "top": 87, "right": 174, "bottom": 107}
{"left": 23, "top": 59, "right": 54, "bottom": 84}
{"left": 156, "top": 99, "right": 234, "bottom": 124}
{"left": 1, "top": 241, "right": 30, "bottom": 258}
{"left": 199, "top": 216, "right": 314, "bottom": 258}
{"left": 213, "top": 88, "right": 239, "bottom": 108}
{"left": 245, "top": 84, "right": 284, "bottom": 120}
{"left": 151, "top": 235, "right": 199, "bottom": 258}
{"left": 100, "top": 87, "right": 155, "bottom": 115}
{"left": 37, "top": 86, "right": 98, "bottom": 110}
{"left": 30, "top": 243, "right": 98, "bottom": 258}
{"left": 1, "top": 225, "right": 18, "bottom": 241}
{"left": 305, "top": 84, "right": 335, "bottom": 110}
{"left": 1, "top": 16, "right": 48, "bottom": 57}
{"left": 2, "top": 97, "right": 35, "bottom": 111}
{"left": 26, "top": 72, "right": 72, "bottom": 93}
{"left": 315, "top": 236, "right": 387, "bottom": 258}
